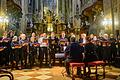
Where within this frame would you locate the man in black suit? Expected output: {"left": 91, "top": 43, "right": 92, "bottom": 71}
{"left": 64, "top": 37, "right": 84, "bottom": 76}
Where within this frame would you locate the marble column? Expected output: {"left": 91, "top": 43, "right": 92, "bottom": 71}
{"left": 58, "top": 0, "right": 62, "bottom": 15}
{"left": 72, "top": 0, "right": 75, "bottom": 27}
{"left": 40, "top": 0, "right": 43, "bottom": 19}
{"left": 65, "top": 0, "right": 68, "bottom": 23}
{"left": 69, "top": 0, "right": 72, "bottom": 18}
{"left": 62, "top": 0, "right": 65, "bottom": 16}
{"left": 56, "top": 0, "right": 59, "bottom": 17}
{"left": 20, "top": 0, "right": 28, "bottom": 33}
{"left": 35, "top": 0, "right": 38, "bottom": 13}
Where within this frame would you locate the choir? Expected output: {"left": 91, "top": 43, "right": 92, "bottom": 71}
{"left": 0, "top": 30, "right": 120, "bottom": 69}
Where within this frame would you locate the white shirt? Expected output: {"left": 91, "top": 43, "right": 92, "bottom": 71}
{"left": 38, "top": 37, "right": 48, "bottom": 47}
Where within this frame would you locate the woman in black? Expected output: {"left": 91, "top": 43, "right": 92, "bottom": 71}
{"left": 49, "top": 32, "right": 59, "bottom": 66}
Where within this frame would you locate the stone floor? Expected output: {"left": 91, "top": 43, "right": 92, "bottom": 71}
{"left": 0, "top": 65, "right": 120, "bottom": 80}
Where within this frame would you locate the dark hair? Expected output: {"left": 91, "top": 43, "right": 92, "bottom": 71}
{"left": 70, "top": 37, "right": 76, "bottom": 42}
